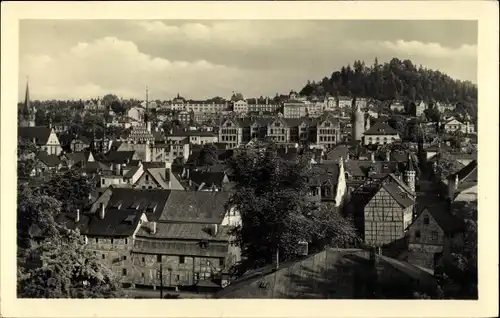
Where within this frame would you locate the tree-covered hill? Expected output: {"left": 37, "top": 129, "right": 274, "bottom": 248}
{"left": 299, "top": 57, "right": 477, "bottom": 106}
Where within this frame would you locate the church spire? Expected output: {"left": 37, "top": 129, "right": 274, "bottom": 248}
{"left": 20, "top": 77, "right": 35, "bottom": 127}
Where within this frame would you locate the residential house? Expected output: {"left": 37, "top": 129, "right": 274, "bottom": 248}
{"left": 233, "top": 99, "right": 248, "bottom": 114}
{"left": 67, "top": 188, "right": 240, "bottom": 289}
{"left": 407, "top": 203, "right": 465, "bottom": 270}
{"left": 346, "top": 173, "right": 416, "bottom": 246}
{"left": 389, "top": 100, "right": 405, "bottom": 112}
{"left": 267, "top": 117, "right": 292, "bottom": 143}
{"left": 324, "top": 96, "right": 337, "bottom": 111}
{"left": 70, "top": 135, "right": 91, "bottom": 152}
{"left": 355, "top": 97, "right": 368, "bottom": 110}
{"left": 435, "top": 102, "right": 455, "bottom": 113}
{"left": 283, "top": 101, "right": 308, "bottom": 119}
{"left": 32, "top": 151, "right": 62, "bottom": 177}
{"left": 309, "top": 158, "right": 347, "bottom": 208}
{"left": 18, "top": 126, "right": 63, "bottom": 156}
{"left": 166, "top": 131, "right": 218, "bottom": 145}
{"left": 127, "top": 106, "right": 145, "bottom": 123}
{"left": 59, "top": 151, "right": 94, "bottom": 169}
{"left": 218, "top": 118, "right": 246, "bottom": 148}
{"left": 180, "top": 169, "right": 231, "bottom": 191}
{"left": 363, "top": 122, "right": 400, "bottom": 146}
{"left": 316, "top": 116, "right": 341, "bottom": 150}
{"left": 443, "top": 118, "right": 475, "bottom": 134}
{"left": 247, "top": 98, "right": 280, "bottom": 113}
{"left": 337, "top": 96, "right": 353, "bottom": 108}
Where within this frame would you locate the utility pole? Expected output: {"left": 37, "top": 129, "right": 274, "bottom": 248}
{"left": 160, "top": 261, "right": 163, "bottom": 299}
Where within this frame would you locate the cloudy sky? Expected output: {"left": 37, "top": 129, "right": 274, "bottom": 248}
{"left": 19, "top": 20, "right": 477, "bottom": 101}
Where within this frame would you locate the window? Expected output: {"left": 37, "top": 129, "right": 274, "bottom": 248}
{"left": 219, "top": 258, "right": 225, "bottom": 267}
{"left": 194, "top": 273, "right": 200, "bottom": 280}
{"left": 111, "top": 239, "right": 114, "bottom": 244}
{"left": 176, "top": 275, "right": 180, "bottom": 281}
{"left": 141, "top": 272, "right": 145, "bottom": 278}
{"left": 415, "top": 230, "right": 421, "bottom": 239}
{"left": 95, "top": 238, "right": 99, "bottom": 244}
{"left": 102, "top": 254, "right": 106, "bottom": 260}
{"left": 200, "top": 241, "right": 208, "bottom": 249}
{"left": 145, "top": 175, "right": 149, "bottom": 181}
{"left": 125, "top": 239, "right": 128, "bottom": 245}
{"left": 179, "top": 256, "right": 185, "bottom": 264}
{"left": 122, "top": 268, "right": 127, "bottom": 276}
{"left": 157, "top": 255, "right": 162, "bottom": 262}
{"left": 423, "top": 216, "right": 430, "bottom": 225}
{"left": 142, "top": 257, "right": 145, "bottom": 263}
{"left": 431, "top": 231, "right": 438, "bottom": 241}
{"left": 122, "top": 256, "right": 127, "bottom": 261}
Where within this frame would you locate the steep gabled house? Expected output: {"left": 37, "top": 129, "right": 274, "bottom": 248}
{"left": 266, "top": 117, "right": 291, "bottom": 143}
{"left": 70, "top": 135, "right": 91, "bottom": 152}
{"left": 346, "top": 171, "right": 416, "bottom": 247}
{"left": 59, "top": 151, "right": 94, "bottom": 169}
{"left": 18, "top": 126, "right": 63, "bottom": 156}
{"left": 32, "top": 151, "right": 62, "bottom": 176}
{"left": 308, "top": 158, "right": 347, "bottom": 208}
{"left": 407, "top": 203, "right": 465, "bottom": 271}
{"left": 363, "top": 122, "right": 400, "bottom": 146}
{"left": 218, "top": 118, "right": 246, "bottom": 148}
{"left": 316, "top": 115, "right": 341, "bottom": 150}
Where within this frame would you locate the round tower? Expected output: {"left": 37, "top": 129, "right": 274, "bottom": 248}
{"left": 352, "top": 102, "right": 365, "bottom": 142}
{"left": 404, "top": 153, "right": 416, "bottom": 192}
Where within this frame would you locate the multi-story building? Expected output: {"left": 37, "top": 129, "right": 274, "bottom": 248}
{"left": 266, "top": 117, "right": 292, "bottom": 143}
{"left": 337, "top": 96, "right": 353, "bottom": 108}
{"left": 166, "top": 131, "right": 219, "bottom": 145}
{"left": 283, "top": 101, "right": 308, "bottom": 118}
{"left": 218, "top": 118, "right": 246, "bottom": 148}
{"left": 316, "top": 115, "right": 341, "bottom": 150}
{"left": 59, "top": 188, "right": 241, "bottom": 290}
{"left": 443, "top": 118, "right": 475, "bottom": 134}
{"left": 435, "top": 102, "right": 455, "bottom": 113}
{"left": 355, "top": 97, "right": 368, "bottom": 111}
{"left": 324, "top": 96, "right": 337, "bottom": 111}
{"left": 233, "top": 99, "right": 248, "bottom": 114}
{"left": 127, "top": 107, "right": 146, "bottom": 123}
{"left": 389, "top": 100, "right": 405, "bottom": 112}
{"left": 363, "top": 122, "right": 401, "bottom": 146}
{"left": 247, "top": 98, "right": 280, "bottom": 113}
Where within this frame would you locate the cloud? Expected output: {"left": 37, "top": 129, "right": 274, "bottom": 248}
{"left": 19, "top": 36, "right": 297, "bottom": 100}
{"left": 19, "top": 21, "right": 478, "bottom": 101}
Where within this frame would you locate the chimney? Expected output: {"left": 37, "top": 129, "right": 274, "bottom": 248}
{"left": 150, "top": 221, "right": 157, "bottom": 235}
{"left": 75, "top": 209, "right": 80, "bottom": 223}
{"left": 209, "top": 224, "right": 218, "bottom": 236}
{"left": 370, "top": 152, "right": 375, "bottom": 162}
{"left": 385, "top": 151, "right": 391, "bottom": 162}
{"left": 99, "top": 203, "right": 105, "bottom": 220}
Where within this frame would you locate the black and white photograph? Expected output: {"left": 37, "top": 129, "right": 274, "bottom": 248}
{"left": 1, "top": 1, "right": 499, "bottom": 318}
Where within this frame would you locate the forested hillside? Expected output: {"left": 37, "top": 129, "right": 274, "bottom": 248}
{"left": 299, "top": 58, "right": 477, "bottom": 105}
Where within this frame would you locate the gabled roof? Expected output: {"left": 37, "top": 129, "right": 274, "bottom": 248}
{"left": 37, "top": 151, "right": 61, "bottom": 167}
{"left": 381, "top": 182, "right": 415, "bottom": 208}
{"left": 448, "top": 160, "right": 477, "bottom": 183}
{"left": 188, "top": 170, "right": 227, "bottom": 189}
{"left": 96, "top": 188, "right": 171, "bottom": 221}
{"left": 86, "top": 209, "right": 144, "bottom": 237}
{"left": 135, "top": 223, "right": 231, "bottom": 241}
{"left": 419, "top": 203, "right": 465, "bottom": 234}
{"left": 325, "top": 145, "right": 350, "bottom": 161}
{"left": 18, "top": 126, "right": 53, "bottom": 145}
{"left": 310, "top": 163, "right": 340, "bottom": 186}
{"left": 159, "top": 190, "right": 231, "bottom": 223}
{"left": 363, "top": 122, "right": 399, "bottom": 136}
{"left": 104, "top": 151, "right": 136, "bottom": 164}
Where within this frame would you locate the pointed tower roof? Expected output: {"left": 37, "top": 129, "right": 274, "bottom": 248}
{"left": 22, "top": 79, "right": 31, "bottom": 115}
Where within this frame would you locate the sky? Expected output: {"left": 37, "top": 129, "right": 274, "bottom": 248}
{"left": 18, "top": 20, "right": 477, "bottom": 101}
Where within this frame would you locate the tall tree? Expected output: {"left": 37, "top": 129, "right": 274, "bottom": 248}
{"left": 18, "top": 229, "right": 125, "bottom": 298}
{"left": 226, "top": 146, "right": 359, "bottom": 276}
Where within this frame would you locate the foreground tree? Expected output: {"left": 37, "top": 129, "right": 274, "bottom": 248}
{"left": 41, "top": 169, "right": 96, "bottom": 214}
{"left": 17, "top": 139, "right": 38, "bottom": 179}
{"left": 227, "top": 146, "right": 359, "bottom": 276}
{"left": 18, "top": 229, "right": 125, "bottom": 298}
